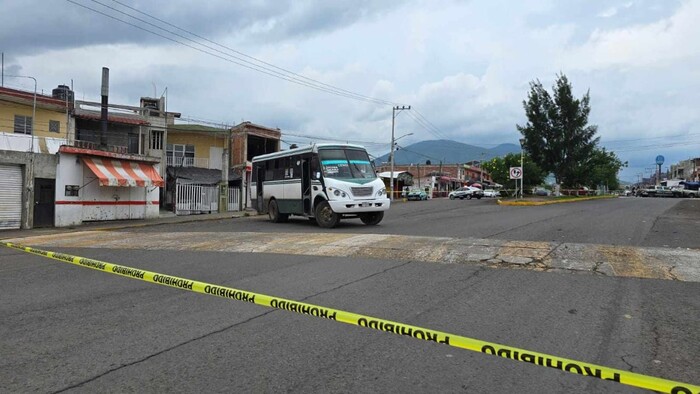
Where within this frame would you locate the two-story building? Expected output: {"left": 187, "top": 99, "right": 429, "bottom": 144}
{"left": 55, "top": 95, "right": 178, "bottom": 227}
{"left": 166, "top": 123, "right": 239, "bottom": 215}
{"left": 0, "top": 85, "right": 75, "bottom": 229}
{"left": 165, "top": 121, "right": 281, "bottom": 214}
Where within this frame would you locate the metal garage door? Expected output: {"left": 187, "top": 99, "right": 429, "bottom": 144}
{"left": 0, "top": 164, "right": 23, "bottom": 230}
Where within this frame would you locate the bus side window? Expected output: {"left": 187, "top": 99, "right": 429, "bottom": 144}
{"left": 291, "top": 155, "right": 301, "bottom": 179}
{"left": 265, "top": 161, "right": 274, "bottom": 180}
{"left": 310, "top": 157, "right": 320, "bottom": 179}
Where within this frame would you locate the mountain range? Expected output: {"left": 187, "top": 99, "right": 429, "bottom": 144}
{"left": 373, "top": 139, "right": 521, "bottom": 165}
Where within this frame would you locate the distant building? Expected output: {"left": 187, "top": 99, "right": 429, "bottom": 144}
{"left": 375, "top": 163, "right": 493, "bottom": 197}
{"left": 670, "top": 157, "right": 700, "bottom": 181}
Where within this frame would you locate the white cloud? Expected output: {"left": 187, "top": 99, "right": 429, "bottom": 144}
{"left": 565, "top": 0, "right": 700, "bottom": 70}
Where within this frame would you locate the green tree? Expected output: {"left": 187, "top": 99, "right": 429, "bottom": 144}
{"left": 583, "top": 148, "right": 626, "bottom": 190}
{"left": 517, "top": 74, "right": 599, "bottom": 187}
{"left": 482, "top": 153, "right": 545, "bottom": 191}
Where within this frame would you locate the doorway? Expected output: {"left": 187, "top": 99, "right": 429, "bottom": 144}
{"left": 33, "top": 178, "right": 55, "bottom": 228}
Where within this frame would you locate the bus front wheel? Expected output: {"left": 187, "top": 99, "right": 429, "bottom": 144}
{"left": 268, "top": 199, "right": 289, "bottom": 223}
{"left": 360, "top": 211, "right": 384, "bottom": 226}
{"left": 314, "top": 201, "right": 340, "bottom": 228}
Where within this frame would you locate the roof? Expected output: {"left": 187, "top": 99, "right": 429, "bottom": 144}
{"left": 74, "top": 111, "right": 150, "bottom": 126}
{"left": 0, "top": 86, "right": 69, "bottom": 110}
{"left": 251, "top": 143, "right": 368, "bottom": 162}
{"left": 234, "top": 121, "right": 281, "bottom": 133}
{"left": 169, "top": 124, "right": 229, "bottom": 133}
{"left": 167, "top": 166, "right": 241, "bottom": 184}
{"left": 59, "top": 145, "right": 160, "bottom": 163}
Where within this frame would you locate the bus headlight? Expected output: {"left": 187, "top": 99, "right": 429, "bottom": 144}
{"left": 376, "top": 188, "right": 386, "bottom": 197}
{"left": 330, "top": 187, "right": 347, "bottom": 198}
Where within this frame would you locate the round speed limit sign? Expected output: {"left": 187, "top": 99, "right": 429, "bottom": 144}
{"left": 509, "top": 167, "right": 522, "bottom": 179}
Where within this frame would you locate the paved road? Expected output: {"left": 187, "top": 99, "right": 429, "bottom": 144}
{"left": 1, "top": 246, "right": 698, "bottom": 393}
{"left": 132, "top": 197, "right": 700, "bottom": 249}
{"left": 2, "top": 197, "right": 699, "bottom": 392}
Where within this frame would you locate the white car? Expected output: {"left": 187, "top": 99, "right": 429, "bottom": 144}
{"left": 482, "top": 189, "right": 500, "bottom": 198}
{"left": 448, "top": 186, "right": 483, "bottom": 200}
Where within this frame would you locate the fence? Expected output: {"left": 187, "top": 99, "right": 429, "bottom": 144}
{"left": 175, "top": 182, "right": 241, "bottom": 215}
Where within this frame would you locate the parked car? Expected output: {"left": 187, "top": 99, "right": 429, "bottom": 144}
{"left": 448, "top": 186, "right": 483, "bottom": 200}
{"left": 406, "top": 189, "right": 428, "bottom": 201}
{"left": 641, "top": 186, "right": 673, "bottom": 198}
{"left": 532, "top": 187, "right": 551, "bottom": 196}
{"left": 482, "top": 189, "right": 500, "bottom": 198}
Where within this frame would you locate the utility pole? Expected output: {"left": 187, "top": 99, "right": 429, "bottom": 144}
{"left": 219, "top": 125, "right": 231, "bottom": 213}
{"left": 480, "top": 152, "right": 484, "bottom": 182}
{"left": 390, "top": 105, "right": 410, "bottom": 201}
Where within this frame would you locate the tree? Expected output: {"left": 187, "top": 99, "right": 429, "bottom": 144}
{"left": 482, "top": 153, "right": 546, "bottom": 191}
{"left": 584, "top": 148, "right": 627, "bottom": 190}
{"left": 517, "top": 74, "right": 599, "bottom": 187}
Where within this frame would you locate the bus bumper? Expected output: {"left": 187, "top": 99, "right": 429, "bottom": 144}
{"left": 328, "top": 198, "right": 390, "bottom": 213}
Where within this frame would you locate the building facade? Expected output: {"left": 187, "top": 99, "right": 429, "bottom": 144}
{"left": 0, "top": 85, "right": 75, "bottom": 229}
{"left": 54, "top": 95, "right": 176, "bottom": 227}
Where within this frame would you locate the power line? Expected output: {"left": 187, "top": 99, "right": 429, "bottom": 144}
{"left": 65, "top": 0, "right": 399, "bottom": 106}
{"left": 108, "top": 0, "right": 397, "bottom": 106}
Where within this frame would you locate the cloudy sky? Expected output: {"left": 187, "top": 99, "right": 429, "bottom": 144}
{"left": 2, "top": 0, "right": 699, "bottom": 181}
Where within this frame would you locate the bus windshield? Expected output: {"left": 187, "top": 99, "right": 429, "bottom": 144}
{"left": 319, "top": 149, "right": 376, "bottom": 179}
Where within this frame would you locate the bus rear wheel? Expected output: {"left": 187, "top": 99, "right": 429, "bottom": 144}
{"left": 314, "top": 201, "right": 339, "bottom": 228}
{"left": 360, "top": 211, "right": 384, "bottom": 226}
{"left": 268, "top": 199, "right": 288, "bottom": 223}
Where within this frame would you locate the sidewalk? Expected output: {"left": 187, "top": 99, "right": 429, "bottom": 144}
{"left": 0, "top": 210, "right": 257, "bottom": 240}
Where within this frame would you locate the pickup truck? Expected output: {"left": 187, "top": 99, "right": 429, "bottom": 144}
{"left": 641, "top": 186, "right": 673, "bottom": 197}
{"left": 679, "top": 181, "right": 700, "bottom": 198}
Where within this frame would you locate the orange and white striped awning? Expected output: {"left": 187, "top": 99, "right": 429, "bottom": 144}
{"left": 82, "top": 157, "right": 164, "bottom": 187}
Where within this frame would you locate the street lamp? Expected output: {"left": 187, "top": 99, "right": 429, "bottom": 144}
{"left": 390, "top": 132, "right": 413, "bottom": 201}
{"left": 7, "top": 75, "right": 37, "bottom": 153}
{"left": 519, "top": 138, "right": 525, "bottom": 199}
{"left": 390, "top": 105, "right": 411, "bottom": 201}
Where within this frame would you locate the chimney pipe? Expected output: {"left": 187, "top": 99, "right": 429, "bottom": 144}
{"left": 100, "top": 67, "right": 109, "bottom": 147}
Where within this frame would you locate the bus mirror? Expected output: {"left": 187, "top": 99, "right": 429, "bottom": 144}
{"left": 314, "top": 171, "right": 321, "bottom": 180}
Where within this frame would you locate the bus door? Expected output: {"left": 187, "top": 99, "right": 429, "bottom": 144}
{"left": 256, "top": 166, "right": 265, "bottom": 212}
{"left": 302, "top": 157, "right": 311, "bottom": 214}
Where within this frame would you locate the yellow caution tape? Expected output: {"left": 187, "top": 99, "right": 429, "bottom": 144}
{"left": 3, "top": 241, "right": 698, "bottom": 393}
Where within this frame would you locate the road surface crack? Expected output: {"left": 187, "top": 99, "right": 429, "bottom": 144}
{"left": 52, "top": 261, "right": 412, "bottom": 393}
{"left": 52, "top": 309, "right": 277, "bottom": 393}
{"left": 620, "top": 354, "right": 636, "bottom": 372}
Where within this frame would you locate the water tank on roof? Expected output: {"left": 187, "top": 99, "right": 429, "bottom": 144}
{"left": 52, "top": 84, "right": 74, "bottom": 103}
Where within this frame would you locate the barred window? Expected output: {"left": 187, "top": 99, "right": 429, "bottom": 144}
{"left": 14, "top": 115, "right": 32, "bottom": 134}
{"left": 49, "top": 120, "right": 60, "bottom": 133}
{"left": 151, "top": 130, "right": 164, "bottom": 150}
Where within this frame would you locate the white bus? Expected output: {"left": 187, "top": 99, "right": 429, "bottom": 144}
{"left": 251, "top": 144, "right": 390, "bottom": 228}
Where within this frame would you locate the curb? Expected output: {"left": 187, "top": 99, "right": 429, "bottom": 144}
{"left": 1, "top": 211, "right": 257, "bottom": 240}
{"left": 497, "top": 195, "right": 617, "bottom": 206}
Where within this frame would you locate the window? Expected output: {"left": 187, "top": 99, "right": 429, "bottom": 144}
{"left": 14, "top": 115, "right": 32, "bottom": 134}
{"left": 166, "top": 144, "right": 195, "bottom": 166}
{"left": 150, "top": 130, "right": 164, "bottom": 150}
{"left": 318, "top": 148, "right": 375, "bottom": 179}
{"left": 49, "top": 120, "right": 60, "bottom": 133}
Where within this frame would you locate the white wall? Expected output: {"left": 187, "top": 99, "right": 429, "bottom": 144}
{"left": 0, "top": 132, "right": 67, "bottom": 154}
{"left": 55, "top": 152, "right": 161, "bottom": 226}
{"left": 55, "top": 152, "right": 84, "bottom": 227}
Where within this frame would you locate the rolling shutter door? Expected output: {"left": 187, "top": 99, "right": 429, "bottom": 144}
{"left": 0, "top": 164, "right": 23, "bottom": 230}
